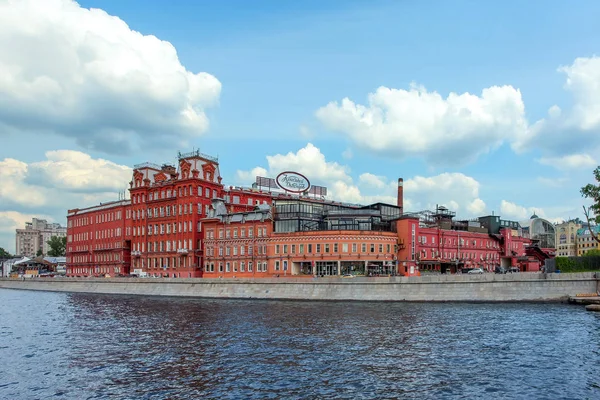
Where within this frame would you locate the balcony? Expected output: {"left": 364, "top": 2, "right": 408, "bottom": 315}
{"left": 177, "top": 248, "right": 189, "bottom": 254}
{"left": 132, "top": 251, "right": 142, "bottom": 257}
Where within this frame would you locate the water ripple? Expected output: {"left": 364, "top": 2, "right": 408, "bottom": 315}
{"left": 1, "top": 289, "right": 600, "bottom": 399}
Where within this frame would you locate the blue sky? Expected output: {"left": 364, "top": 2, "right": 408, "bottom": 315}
{"left": 1, "top": 0, "right": 600, "bottom": 253}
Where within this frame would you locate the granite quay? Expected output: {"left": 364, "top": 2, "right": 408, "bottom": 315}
{"left": 1, "top": 272, "right": 597, "bottom": 302}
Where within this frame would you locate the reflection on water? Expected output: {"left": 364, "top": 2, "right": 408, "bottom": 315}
{"left": 1, "top": 288, "right": 600, "bottom": 399}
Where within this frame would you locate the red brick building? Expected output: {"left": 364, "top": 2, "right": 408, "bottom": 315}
{"left": 202, "top": 199, "right": 399, "bottom": 278}
{"left": 66, "top": 200, "right": 131, "bottom": 277}
{"left": 66, "top": 150, "right": 553, "bottom": 278}
{"left": 397, "top": 207, "right": 544, "bottom": 274}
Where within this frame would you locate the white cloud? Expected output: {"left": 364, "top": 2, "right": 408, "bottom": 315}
{"left": 500, "top": 200, "right": 530, "bottom": 220}
{"left": 236, "top": 143, "right": 487, "bottom": 216}
{"left": 0, "top": 150, "right": 132, "bottom": 252}
{"left": 316, "top": 83, "right": 527, "bottom": 165}
{"left": 359, "top": 173, "right": 386, "bottom": 189}
{"left": 27, "top": 150, "right": 132, "bottom": 192}
{"left": 403, "top": 173, "right": 486, "bottom": 216}
{"left": 263, "top": 143, "right": 351, "bottom": 184}
{"left": 537, "top": 154, "right": 598, "bottom": 170}
{"left": 236, "top": 166, "right": 268, "bottom": 184}
{"left": 467, "top": 198, "right": 487, "bottom": 215}
{"left": 0, "top": 211, "right": 53, "bottom": 234}
{"left": 0, "top": 0, "right": 221, "bottom": 154}
{"left": 516, "top": 56, "right": 600, "bottom": 157}
{"left": 236, "top": 143, "right": 359, "bottom": 202}
{"left": 499, "top": 200, "right": 563, "bottom": 223}
{"left": 0, "top": 211, "right": 55, "bottom": 254}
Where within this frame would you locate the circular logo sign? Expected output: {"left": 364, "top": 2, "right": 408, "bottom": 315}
{"left": 276, "top": 171, "right": 310, "bottom": 193}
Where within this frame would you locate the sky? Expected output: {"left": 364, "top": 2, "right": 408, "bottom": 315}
{"left": 1, "top": 0, "right": 600, "bottom": 254}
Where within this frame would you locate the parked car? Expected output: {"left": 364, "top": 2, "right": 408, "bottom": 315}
{"left": 468, "top": 268, "right": 484, "bottom": 274}
{"left": 508, "top": 267, "right": 520, "bottom": 273}
{"left": 495, "top": 266, "right": 507, "bottom": 274}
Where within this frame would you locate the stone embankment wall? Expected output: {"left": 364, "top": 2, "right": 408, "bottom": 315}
{"left": 0, "top": 273, "right": 598, "bottom": 302}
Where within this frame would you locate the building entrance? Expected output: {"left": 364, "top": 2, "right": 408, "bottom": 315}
{"left": 316, "top": 261, "right": 338, "bottom": 276}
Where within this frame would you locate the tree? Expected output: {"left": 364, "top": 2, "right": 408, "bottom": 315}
{"left": 581, "top": 166, "right": 600, "bottom": 244}
{"left": 47, "top": 236, "right": 67, "bottom": 257}
{"left": 36, "top": 249, "right": 43, "bottom": 257}
{"left": 584, "top": 249, "right": 600, "bottom": 257}
{"left": 0, "top": 247, "right": 12, "bottom": 258}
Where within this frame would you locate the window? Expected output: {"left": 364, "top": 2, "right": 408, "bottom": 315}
{"left": 308, "top": 244, "right": 312, "bottom": 253}
{"left": 325, "top": 244, "right": 330, "bottom": 253}
{"left": 342, "top": 243, "right": 348, "bottom": 252}
{"left": 362, "top": 243, "right": 366, "bottom": 253}
{"left": 316, "top": 244, "right": 321, "bottom": 253}
{"left": 379, "top": 244, "right": 383, "bottom": 253}
{"left": 299, "top": 244, "right": 304, "bottom": 253}
{"left": 352, "top": 243, "right": 357, "bottom": 252}
{"left": 275, "top": 245, "right": 280, "bottom": 254}
{"left": 370, "top": 244, "right": 375, "bottom": 253}
{"left": 275, "top": 261, "right": 280, "bottom": 271}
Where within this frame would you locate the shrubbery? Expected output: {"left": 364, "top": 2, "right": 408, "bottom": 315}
{"left": 555, "top": 256, "right": 600, "bottom": 272}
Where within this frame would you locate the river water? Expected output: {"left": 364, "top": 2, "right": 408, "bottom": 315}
{"left": 1, "top": 289, "right": 599, "bottom": 399}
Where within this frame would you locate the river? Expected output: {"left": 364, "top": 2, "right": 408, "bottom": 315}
{"left": 1, "top": 288, "right": 599, "bottom": 399}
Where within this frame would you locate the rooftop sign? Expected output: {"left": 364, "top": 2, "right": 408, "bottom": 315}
{"left": 276, "top": 171, "right": 310, "bottom": 193}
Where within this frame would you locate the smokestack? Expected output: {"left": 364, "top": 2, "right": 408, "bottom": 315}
{"left": 397, "top": 178, "right": 403, "bottom": 210}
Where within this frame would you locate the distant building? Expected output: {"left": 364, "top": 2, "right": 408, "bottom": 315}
{"left": 576, "top": 226, "right": 600, "bottom": 256}
{"left": 15, "top": 218, "right": 67, "bottom": 258}
{"left": 520, "top": 213, "right": 556, "bottom": 250}
{"left": 555, "top": 220, "right": 583, "bottom": 257}
{"left": 1, "top": 257, "right": 29, "bottom": 277}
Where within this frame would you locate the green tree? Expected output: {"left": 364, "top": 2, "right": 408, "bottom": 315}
{"left": 584, "top": 249, "right": 600, "bottom": 257}
{"left": 581, "top": 166, "right": 600, "bottom": 244}
{"left": 36, "top": 249, "right": 43, "bottom": 257}
{"left": 47, "top": 236, "right": 67, "bottom": 257}
{"left": 0, "top": 247, "right": 12, "bottom": 258}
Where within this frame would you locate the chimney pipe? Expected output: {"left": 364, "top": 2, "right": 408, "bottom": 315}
{"left": 397, "top": 178, "right": 403, "bottom": 211}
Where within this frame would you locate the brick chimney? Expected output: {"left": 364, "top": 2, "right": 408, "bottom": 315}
{"left": 397, "top": 178, "right": 403, "bottom": 211}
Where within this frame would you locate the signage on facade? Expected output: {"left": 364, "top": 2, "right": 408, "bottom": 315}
{"left": 276, "top": 171, "right": 311, "bottom": 193}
